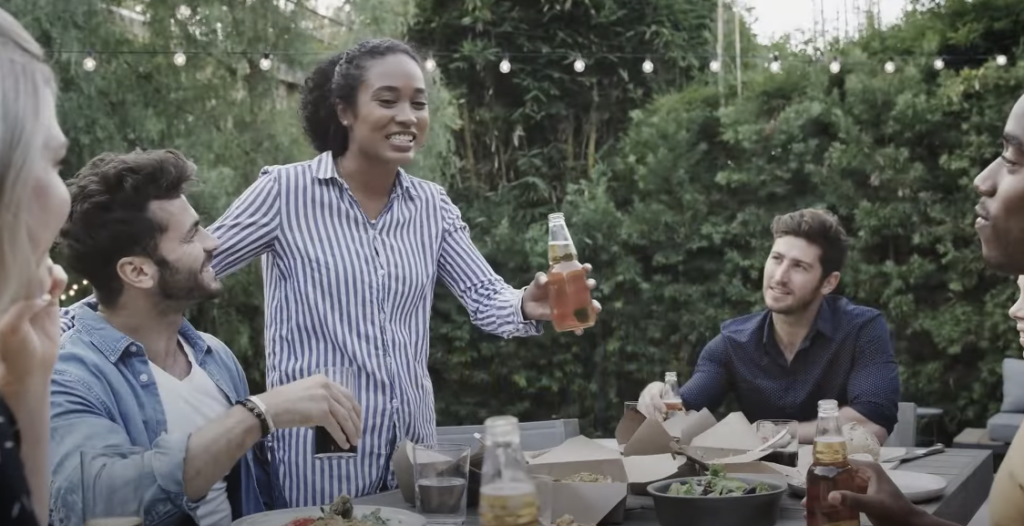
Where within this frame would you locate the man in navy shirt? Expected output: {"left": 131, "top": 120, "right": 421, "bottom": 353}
{"left": 639, "top": 208, "right": 899, "bottom": 445}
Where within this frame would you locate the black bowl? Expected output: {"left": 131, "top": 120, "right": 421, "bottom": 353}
{"left": 646, "top": 476, "right": 786, "bottom": 526}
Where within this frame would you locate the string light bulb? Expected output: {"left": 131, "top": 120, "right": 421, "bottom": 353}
{"left": 768, "top": 53, "right": 781, "bottom": 74}
{"left": 884, "top": 59, "right": 896, "bottom": 73}
{"left": 642, "top": 58, "right": 654, "bottom": 73}
{"left": 933, "top": 57, "right": 945, "bottom": 70}
{"left": 996, "top": 54, "right": 1008, "bottom": 66}
{"left": 499, "top": 57, "right": 511, "bottom": 73}
{"left": 173, "top": 51, "right": 187, "bottom": 67}
{"left": 82, "top": 52, "right": 96, "bottom": 72}
{"left": 258, "top": 53, "right": 273, "bottom": 71}
{"left": 573, "top": 57, "right": 585, "bottom": 72}
{"left": 342, "top": 3, "right": 351, "bottom": 12}
{"left": 424, "top": 57, "right": 436, "bottom": 72}
{"left": 709, "top": 60, "right": 721, "bottom": 73}
{"left": 829, "top": 58, "right": 841, "bottom": 74}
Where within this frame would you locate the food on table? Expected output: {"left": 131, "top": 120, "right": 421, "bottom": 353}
{"left": 554, "top": 514, "right": 595, "bottom": 526}
{"left": 665, "top": 464, "right": 772, "bottom": 496}
{"left": 280, "top": 494, "right": 388, "bottom": 526}
{"left": 558, "top": 472, "right": 612, "bottom": 483}
{"left": 842, "top": 422, "right": 881, "bottom": 461}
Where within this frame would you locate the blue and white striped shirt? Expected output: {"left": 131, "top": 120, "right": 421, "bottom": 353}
{"left": 60, "top": 151, "right": 544, "bottom": 507}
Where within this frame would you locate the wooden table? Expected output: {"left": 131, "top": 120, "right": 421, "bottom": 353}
{"left": 353, "top": 449, "right": 993, "bottom": 526}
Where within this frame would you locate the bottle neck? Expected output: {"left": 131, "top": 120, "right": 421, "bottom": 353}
{"left": 814, "top": 409, "right": 843, "bottom": 440}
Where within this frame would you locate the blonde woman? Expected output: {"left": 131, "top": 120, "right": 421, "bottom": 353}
{"left": 0, "top": 7, "right": 71, "bottom": 526}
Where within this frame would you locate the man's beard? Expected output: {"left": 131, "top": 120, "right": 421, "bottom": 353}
{"left": 765, "top": 289, "right": 818, "bottom": 316}
{"left": 154, "top": 256, "right": 220, "bottom": 303}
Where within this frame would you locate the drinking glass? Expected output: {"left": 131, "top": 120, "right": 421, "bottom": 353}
{"left": 754, "top": 419, "right": 799, "bottom": 467}
{"left": 531, "top": 474, "right": 554, "bottom": 526}
{"left": 81, "top": 446, "right": 147, "bottom": 526}
{"left": 314, "top": 366, "right": 358, "bottom": 459}
{"left": 413, "top": 443, "right": 471, "bottom": 524}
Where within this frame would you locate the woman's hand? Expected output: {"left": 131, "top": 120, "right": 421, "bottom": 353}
{"left": 0, "top": 258, "right": 67, "bottom": 395}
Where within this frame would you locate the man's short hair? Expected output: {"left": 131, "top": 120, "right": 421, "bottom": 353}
{"left": 770, "top": 208, "right": 849, "bottom": 277}
{"left": 59, "top": 149, "right": 196, "bottom": 306}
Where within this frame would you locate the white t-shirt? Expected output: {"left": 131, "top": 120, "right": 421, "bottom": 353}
{"left": 150, "top": 337, "right": 233, "bottom": 526}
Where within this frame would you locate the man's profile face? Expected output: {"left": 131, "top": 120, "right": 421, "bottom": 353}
{"left": 762, "top": 236, "right": 836, "bottom": 315}
{"left": 146, "top": 196, "right": 222, "bottom": 303}
{"left": 974, "top": 94, "right": 1024, "bottom": 275}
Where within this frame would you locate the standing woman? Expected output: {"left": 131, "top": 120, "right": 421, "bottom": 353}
{"left": 207, "top": 38, "right": 600, "bottom": 506}
{"left": 0, "top": 7, "right": 71, "bottom": 526}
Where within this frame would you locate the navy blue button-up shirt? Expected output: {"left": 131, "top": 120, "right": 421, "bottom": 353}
{"left": 678, "top": 295, "right": 900, "bottom": 434}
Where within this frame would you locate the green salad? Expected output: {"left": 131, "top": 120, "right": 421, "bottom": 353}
{"left": 667, "top": 464, "right": 773, "bottom": 497}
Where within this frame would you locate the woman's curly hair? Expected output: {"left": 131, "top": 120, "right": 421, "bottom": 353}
{"left": 299, "top": 38, "right": 423, "bottom": 158}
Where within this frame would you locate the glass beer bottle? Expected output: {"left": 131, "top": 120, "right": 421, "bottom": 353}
{"left": 662, "top": 372, "right": 683, "bottom": 417}
{"left": 806, "top": 399, "right": 859, "bottom": 526}
{"left": 479, "top": 415, "right": 539, "bottom": 526}
{"left": 546, "top": 213, "right": 596, "bottom": 332}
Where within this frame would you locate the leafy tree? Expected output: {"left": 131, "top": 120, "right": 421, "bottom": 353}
{"left": 9, "top": 0, "right": 458, "bottom": 391}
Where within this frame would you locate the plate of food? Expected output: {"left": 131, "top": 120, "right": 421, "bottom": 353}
{"left": 786, "top": 470, "right": 947, "bottom": 503}
{"left": 230, "top": 495, "right": 427, "bottom": 526}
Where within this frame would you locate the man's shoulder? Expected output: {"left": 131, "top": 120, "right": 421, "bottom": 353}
{"left": 193, "top": 330, "right": 246, "bottom": 374}
{"left": 55, "top": 324, "right": 118, "bottom": 383}
{"left": 718, "top": 309, "right": 769, "bottom": 344}
{"left": 825, "top": 295, "right": 887, "bottom": 325}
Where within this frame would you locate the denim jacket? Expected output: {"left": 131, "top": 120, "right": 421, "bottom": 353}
{"left": 49, "top": 304, "right": 287, "bottom": 526}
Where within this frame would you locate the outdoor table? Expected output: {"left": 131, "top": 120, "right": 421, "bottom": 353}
{"left": 352, "top": 448, "right": 993, "bottom": 526}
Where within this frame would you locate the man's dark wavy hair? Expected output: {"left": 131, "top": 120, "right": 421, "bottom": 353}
{"left": 59, "top": 149, "right": 196, "bottom": 306}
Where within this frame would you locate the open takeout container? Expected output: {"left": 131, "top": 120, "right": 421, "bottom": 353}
{"left": 619, "top": 409, "right": 798, "bottom": 479}
{"left": 393, "top": 440, "right": 483, "bottom": 508}
{"left": 646, "top": 475, "right": 786, "bottom": 526}
{"left": 526, "top": 436, "right": 687, "bottom": 525}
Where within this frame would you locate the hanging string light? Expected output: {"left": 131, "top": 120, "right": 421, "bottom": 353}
{"left": 54, "top": 48, "right": 1015, "bottom": 79}
{"left": 258, "top": 53, "right": 273, "bottom": 71}
{"left": 59, "top": 279, "right": 90, "bottom": 303}
{"left": 82, "top": 51, "right": 97, "bottom": 71}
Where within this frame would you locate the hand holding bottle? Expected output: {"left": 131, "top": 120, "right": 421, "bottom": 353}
{"left": 802, "top": 458, "right": 937, "bottom": 526}
{"left": 638, "top": 371, "right": 684, "bottom": 421}
{"left": 637, "top": 381, "right": 667, "bottom": 420}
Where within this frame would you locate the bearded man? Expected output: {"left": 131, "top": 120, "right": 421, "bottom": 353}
{"left": 638, "top": 208, "right": 900, "bottom": 445}
{"left": 46, "top": 150, "right": 362, "bottom": 526}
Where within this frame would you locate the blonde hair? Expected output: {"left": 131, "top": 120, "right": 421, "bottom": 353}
{"left": 0, "top": 8, "right": 56, "bottom": 314}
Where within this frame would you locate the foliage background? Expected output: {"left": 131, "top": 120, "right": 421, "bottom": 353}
{"left": 9, "top": 0, "right": 1024, "bottom": 444}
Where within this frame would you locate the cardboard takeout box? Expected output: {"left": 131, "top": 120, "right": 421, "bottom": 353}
{"left": 527, "top": 436, "right": 686, "bottom": 525}
{"left": 615, "top": 406, "right": 718, "bottom": 456}
{"left": 617, "top": 407, "right": 804, "bottom": 477}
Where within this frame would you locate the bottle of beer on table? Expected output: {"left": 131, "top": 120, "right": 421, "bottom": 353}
{"left": 479, "top": 415, "right": 539, "bottom": 526}
{"left": 662, "top": 372, "right": 683, "bottom": 418}
{"left": 806, "top": 399, "right": 860, "bottom": 526}
{"left": 546, "top": 213, "right": 597, "bottom": 332}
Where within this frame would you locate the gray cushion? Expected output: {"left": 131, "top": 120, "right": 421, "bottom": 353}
{"left": 987, "top": 412, "right": 1024, "bottom": 443}
{"left": 1001, "top": 358, "right": 1024, "bottom": 412}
